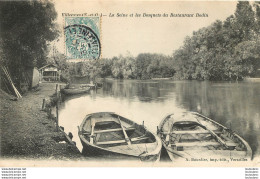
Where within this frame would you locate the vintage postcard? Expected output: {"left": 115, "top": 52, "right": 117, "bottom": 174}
{"left": 0, "top": 0, "right": 260, "bottom": 168}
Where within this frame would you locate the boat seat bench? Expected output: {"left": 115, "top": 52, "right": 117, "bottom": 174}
{"left": 94, "top": 127, "right": 135, "bottom": 134}
{"left": 173, "top": 141, "right": 237, "bottom": 147}
{"left": 96, "top": 136, "right": 149, "bottom": 145}
{"left": 162, "top": 130, "right": 222, "bottom": 135}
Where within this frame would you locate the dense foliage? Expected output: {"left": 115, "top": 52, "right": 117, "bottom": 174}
{"left": 0, "top": 1, "right": 59, "bottom": 81}
{"left": 61, "top": 54, "right": 175, "bottom": 81}
{"left": 172, "top": 1, "right": 260, "bottom": 80}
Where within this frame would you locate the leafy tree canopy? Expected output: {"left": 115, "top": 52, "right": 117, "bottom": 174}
{"left": 0, "top": 0, "right": 59, "bottom": 80}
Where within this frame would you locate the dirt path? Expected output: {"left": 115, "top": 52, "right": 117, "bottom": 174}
{"left": 0, "top": 83, "right": 83, "bottom": 160}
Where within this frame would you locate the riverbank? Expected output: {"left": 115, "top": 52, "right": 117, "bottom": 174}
{"left": 0, "top": 83, "right": 83, "bottom": 160}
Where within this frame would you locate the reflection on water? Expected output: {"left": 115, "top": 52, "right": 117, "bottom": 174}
{"left": 58, "top": 79, "right": 260, "bottom": 158}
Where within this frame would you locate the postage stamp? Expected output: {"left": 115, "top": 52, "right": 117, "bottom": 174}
{"left": 64, "top": 16, "right": 101, "bottom": 60}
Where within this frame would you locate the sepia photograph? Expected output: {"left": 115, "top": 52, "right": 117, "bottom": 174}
{"left": 0, "top": 0, "right": 260, "bottom": 170}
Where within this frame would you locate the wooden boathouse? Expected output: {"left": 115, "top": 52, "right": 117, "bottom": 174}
{"left": 39, "top": 64, "right": 60, "bottom": 82}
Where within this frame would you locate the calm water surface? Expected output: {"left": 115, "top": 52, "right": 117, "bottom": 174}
{"left": 58, "top": 80, "right": 260, "bottom": 158}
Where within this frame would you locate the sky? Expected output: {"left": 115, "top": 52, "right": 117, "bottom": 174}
{"left": 53, "top": 1, "right": 237, "bottom": 58}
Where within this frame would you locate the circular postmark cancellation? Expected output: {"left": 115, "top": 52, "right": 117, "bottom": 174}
{"left": 65, "top": 24, "right": 101, "bottom": 60}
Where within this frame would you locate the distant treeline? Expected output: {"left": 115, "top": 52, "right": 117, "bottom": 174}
{"left": 61, "top": 53, "right": 175, "bottom": 81}
{"left": 62, "top": 1, "right": 260, "bottom": 81}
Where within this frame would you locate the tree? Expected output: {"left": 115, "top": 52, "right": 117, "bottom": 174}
{"left": 234, "top": 1, "right": 255, "bottom": 41}
{"left": 254, "top": 2, "right": 260, "bottom": 34}
{"left": 99, "top": 59, "right": 112, "bottom": 78}
{"left": 0, "top": 1, "right": 59, "bottom": 83}
{"left": 172, "top": 1, "right": 260, "bottom": 81}
{"left": 232, "top": 40, "right": 260, "bottom": 78}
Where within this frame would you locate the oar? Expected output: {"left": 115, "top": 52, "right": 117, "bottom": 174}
{"left": 5, "top": 66, "right": 22, "bottom": 98}
{"left": 90, "top": 118, "right": 95, "bottom": 144}
{"left": 165, "top": 118, "right": 173, "bottom": 146}
{"left": 197, "top": 119, "right": 229, "bottom": 149}
{"left": 2, "top": 66, "right": 22, "bottom": 98}
{"left": 118, "top": 116, "right": 131, "bottom": 145}
{"left": 207, "top": 128, "right": 229, "bottom": 149}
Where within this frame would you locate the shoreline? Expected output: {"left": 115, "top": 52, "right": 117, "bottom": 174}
{"left": 0, "top": 82, "right": 84, "bottom": 160}
{"left": 100, "top": 77, "right": 260, "bottom": 83}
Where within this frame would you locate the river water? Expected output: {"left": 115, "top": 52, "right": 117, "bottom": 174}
{"left": 58, "top": 79, "right": 260, "bottom": 159}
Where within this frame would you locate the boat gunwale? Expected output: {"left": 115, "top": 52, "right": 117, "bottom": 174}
{"left": 61, "top": 87, "right": 90, "bottom": 95}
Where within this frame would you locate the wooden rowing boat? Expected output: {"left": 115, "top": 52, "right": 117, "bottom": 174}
{"left": 60, "top": 85, "right": 90, "bottom": 95}
{"left": 84, "top": 84, "right": 96, "bottom": 89}
{"left": 158, "top": 112, "right": 252, "bottom": 162}
{"left": 80, "top": 82, "right": 103, "bottom": 90}
{"left": 78, "top": 112, "right": 162, "bottom": 161}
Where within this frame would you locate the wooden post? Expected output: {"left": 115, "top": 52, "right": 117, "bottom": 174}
{"left": 42, "top": 98, "right": 46, "bottom": 110}
{"left": 55, "top": 83, "right": 59, "bottom": 132}
{"left": 58, "top": 85, "right": 62, "bottom": 104}
{"left": 56, "top": 100, "right": 59, "bottom": 132}
{"left": 56, "top": 83, "right": 58, "bottom": 94}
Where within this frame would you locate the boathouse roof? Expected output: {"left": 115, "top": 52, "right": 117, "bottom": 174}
{"left": 39, "top": 64, "right": 58, "bottom": 71}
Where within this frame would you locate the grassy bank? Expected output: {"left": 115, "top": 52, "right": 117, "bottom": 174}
{"left": 0, "top": 83, "right": 83, "bottom": 160}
